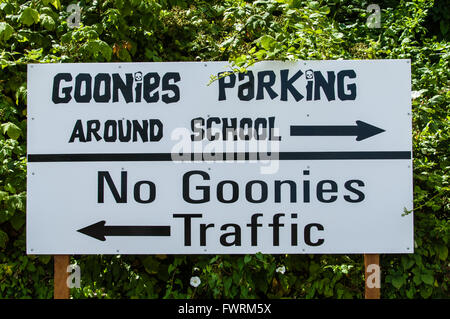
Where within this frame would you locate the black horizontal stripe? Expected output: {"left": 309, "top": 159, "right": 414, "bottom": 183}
{"left": 291, "top": 125, "right": 359, "bottom": 136}
{"left": 27, "top": 151, "right": 412, "bottom": 162}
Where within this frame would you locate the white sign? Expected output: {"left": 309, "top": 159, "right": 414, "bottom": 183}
{"left": 27, "top": 60, "right": 413, "bottom": 254}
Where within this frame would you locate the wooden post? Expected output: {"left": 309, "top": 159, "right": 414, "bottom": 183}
{"left": 364, "top": 254, "right": 380, "bottom": 299}
{"left": 54, "top": 255, "right": 70, "bottom": 299}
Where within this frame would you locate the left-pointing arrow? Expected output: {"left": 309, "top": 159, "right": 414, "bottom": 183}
{"left": 77, "top": 221, "right": 171, "bottom": 241}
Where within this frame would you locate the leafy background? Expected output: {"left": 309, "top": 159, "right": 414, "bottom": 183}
{"left": 0, "top": 0, "right": 448, "bottom": 298}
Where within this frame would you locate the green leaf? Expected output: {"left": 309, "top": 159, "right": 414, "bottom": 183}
{"left": 309, "top": 12, "right": 322, "bottom": 19}
{"left": 19, "top": 7, "right": 40, "bottom": 26}
{"left": 0, "top": 230, "right": 8, "bottom": 249}
{"left": 320, "top": 6, "right": 330, "bottom": 14}
{"left": 42, "top": 0, "right": 61, "bottom": 9}
{"left": 168, "top": 263, "right": 176, "bottom": 274}
{"left": 10, "top": 213, "right": 25, "bottom": 231}
{"left": 309, "top": 262, "right": 320, "bottom": 274}
{"left": 421, "top": 273, "right": 434, "bottom": 285}
{"left": 401, "top": 256, "right": 415, "bottom": 270}
{"left": 38, "top": 255, "right": 52, "bottom": 264}
{"left": 51, "top": 0, "right": 61, "bottom": 10}
{"left": 115, "top": 0, "right": 125, "bottom": 9}
{"left": 391, "top": 275, "right": 405, "bottom": 289}
{"left": 437, "top": 245, "right": 448, "bottom": 261}
{"left": 237, "top": 258, "right": 244, "bottom": 271}
{"left": 0, "top": 2, "right": 14, "bottom": 14}
{"left": 27, "top": 262, "right": 36, "bottom": 272}
{"left": 41, "top": 14, "right": 56, "bottom": 31}
{"left": 258, "top": 35, "right": 276, "bottom": 51}
{"left": 117, "top": 47, "right": 132, "bottom": 62}
{"left": 0, "top": 22, "right": 14, "bottom": 42}
{"left": 1, "top": 122, "right": 22, "bottom": 140}
{"left": 406, "top": 288, "right": 415, "bottom": 299}
{"left": 420, "top": 286, "right": 433, "bottom": 298}
{"left": 142, "top": 256, "right": 159, "bottom": 274}
{"left": 428, "top": 95, "right": 443, "bottom": 105}
{"left": 224, "top": 276, "right": 232, "bottom": 293}
{"left": 83, "top": 40, "right": 113, "bottom": 61}
{"left": 15, "top": 85, "right": 27, "bottom": 104}
{"left": 0, "top": 191, "right": 8, "bottom": 201}
{"left": 440, "top": 20, "right": 448, "bottom": 36}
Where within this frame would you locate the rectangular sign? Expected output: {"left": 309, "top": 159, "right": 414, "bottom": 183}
{"left": 27, "top": 60, "right": 413, "bottom": 254}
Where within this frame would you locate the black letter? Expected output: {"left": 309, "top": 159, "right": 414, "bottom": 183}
{"left": 222, "top": 118, "right": 238, "bottom": 141}
{"left": 206, "top": 117, "right": 221, "bottom": 141}
{"left": 52, "top": 73, "right": 72, "bottom": 104}
{"left": 104, "top": 120, "right": 117, "bottom": 142}
{"left": 274, "top": 180, "right": 297, "bottom": 203}
{"left": 303, "top": 170, "right": 310, "bottom": 203}
{"left": 98, "top": 171, "right": 127, "bottom": 203}
{"left": 68, "top": 119, "right": 86, "bottom": 143}
{"left": 217, "top": 180, "right": 239, "bottom": 203}
{"left": 93, "top": 73, "right": 111, "bottom": 102}
{"left": 316, "top": 180, "right": 338, "bottom": 203}
{"left": 238, "top": 72, "right": 255, "bottom": 101}
{"left": 191, "top": 117, "right": 205, "bottom": 141}
{"left": 74, "top": 73, "right": 92, "bottom": 103}
{"left": 200, "top": 223, "right": 215, "bottom": 246}
{"left": 256, "top": 71, "right": 278, "bottom": 100}
{"left": 183, "top": 171, "right": 210, "bottom": 204}
{"left": 280, "top": 69, "right": 303, "bottom": 101}
{"left": 135, "top": 82, "right": 142, "bottom": 102}
{"left": 314, "top": 71, "right": 335, "bottom": 101}
{"left": 113, "top": 73, "right": 133, "bottom": 103}
{"left": 239, "top": 118, "right": 253, "bottom": 140}
{"left": 246, "top": 213, "right": 263, "bottom": 246}
{"left": 143, "top": 72, "right": 160, "bottom": 102}
{"left": 173, "top": 214, "right": 202, "bottom": 246}
{"left": 134, "top": 181, "right": 156, "bottom": 203}
{"left": 132, "top": 120, "right": 149, "bottom": 142}
{"left": 269, "top": 213, "right": 285, "bottom": 246}
{"left": 245, "top": 180, "right": 268, "bottom": 203}
{"left": 337, "top": 70, "right": 356, "bottom": 100}
{"left": 118, "top": 120, "right": 132, "bottom": 142}
{"left": 149, "top": 119, "right": 163, "bottom": 141}
{"left": 254, "top": 118, "right": 267, "bottom": 140}
{"left": 218, "top": 72, "right": 236, "bottom": 101}
{"left": 304, "top": 223, "right": 324, "bottom": 246}
{"left": 162, "top": 72, "right": 180, "bottom": 103}
{"left": 220, "top": 224, "right": 241, "bottom": 246}
{"left": 344, "top": 180, "right": 365, "bottom": 203}
{"left": 86, "top": 120, "right": 102, "bottom": 141}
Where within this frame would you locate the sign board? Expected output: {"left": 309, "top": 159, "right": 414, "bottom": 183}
{"left": 27, "top": 60, "right": 413, "bottom": 254}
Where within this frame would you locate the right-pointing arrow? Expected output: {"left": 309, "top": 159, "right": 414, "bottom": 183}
{"left": 290, "top": 120, "right": 385, "bottom": 141}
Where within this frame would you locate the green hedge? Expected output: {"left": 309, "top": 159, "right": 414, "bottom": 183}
{"left": 0, "top": 0, "right": 448, "bottom": 299}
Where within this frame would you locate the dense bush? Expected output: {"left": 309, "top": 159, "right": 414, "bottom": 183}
{"left": 0, "top": 0, "right": 448, "bottom": 298}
